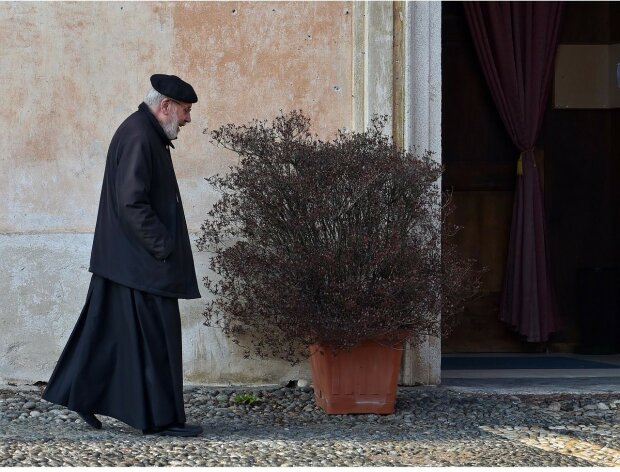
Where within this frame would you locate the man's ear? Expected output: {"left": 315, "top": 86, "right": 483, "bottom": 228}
{"left": 160, "top": 98, "right": 172, "bottom": 115}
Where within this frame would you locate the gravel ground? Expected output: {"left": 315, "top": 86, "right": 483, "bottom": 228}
{"left": 1, "top": 383, "right": 619, "bottom": 466}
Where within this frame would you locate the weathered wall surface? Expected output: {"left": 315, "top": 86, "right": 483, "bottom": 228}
{"left": 0, "top": 1, "right": 352, "bottom": 384}
{"left": 351, "top": 2, "right": 442, "bottom": 386}
{"left": 402, "top": 1, "right": 442, "bottom": 386}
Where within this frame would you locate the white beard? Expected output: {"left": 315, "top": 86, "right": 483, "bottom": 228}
{"left": 162, "top": 107, "right": 180, "bottom": 140}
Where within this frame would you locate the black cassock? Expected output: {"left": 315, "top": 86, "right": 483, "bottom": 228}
{"left": 43, "top": 103, "right": 200, "bottom": 430}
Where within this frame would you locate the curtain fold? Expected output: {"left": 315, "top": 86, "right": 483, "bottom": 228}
{"left": 463, "top": 1, "right": 564, "bottom": 342}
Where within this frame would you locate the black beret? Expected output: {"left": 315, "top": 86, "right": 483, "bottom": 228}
{"left": 150, "top": 74, "right": 198, "bottom": 103}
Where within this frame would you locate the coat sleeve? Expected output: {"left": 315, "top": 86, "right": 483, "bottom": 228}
{"left": 114, "top": 136, "right": 174, "bottom": 260}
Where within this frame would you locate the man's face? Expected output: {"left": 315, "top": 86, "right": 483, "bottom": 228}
{"left": 162, "top": 98, "right": 192, "bottom": 140}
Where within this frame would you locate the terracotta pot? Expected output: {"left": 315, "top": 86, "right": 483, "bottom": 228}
{"left": 309, "top": 339, "right": 404, "bottom": 414}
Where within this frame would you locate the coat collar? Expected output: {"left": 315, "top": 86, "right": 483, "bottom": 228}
{"left": 138, "top": 102, "right": 175, "bottom": 149}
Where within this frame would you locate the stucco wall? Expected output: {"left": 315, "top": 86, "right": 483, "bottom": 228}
{"left": 0, "top": 1, "right": 352, "bottom": 384}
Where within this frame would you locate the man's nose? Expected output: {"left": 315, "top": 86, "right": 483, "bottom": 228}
{"left": 185, "top": 112, "right": 191, "bottom": 124}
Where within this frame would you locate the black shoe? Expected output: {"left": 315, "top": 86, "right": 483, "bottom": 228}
{"left": 78, "top": 412, "right": 102, "bottom": 429}
{"left": 143, "top": 423, "right": 203, "bottom": 437}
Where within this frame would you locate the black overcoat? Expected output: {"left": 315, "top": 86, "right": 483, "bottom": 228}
{"left": 89, "top": 103, "right": 201, "bottom": 299}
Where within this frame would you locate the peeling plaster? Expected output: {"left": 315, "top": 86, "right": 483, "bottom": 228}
{"left": 0, "top": 1, "right": 352, "bottom": 384}
{"left": 0, "top": 2, "right": 352, "bottom": 235}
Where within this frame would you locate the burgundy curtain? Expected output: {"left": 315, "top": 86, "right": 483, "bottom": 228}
{"left": 463, "top": 2, "right": 564, "bottom": 342}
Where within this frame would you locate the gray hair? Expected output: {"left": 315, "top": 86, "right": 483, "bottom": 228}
{"left": 144, "top": 87, "right": 168, "bottom": 110}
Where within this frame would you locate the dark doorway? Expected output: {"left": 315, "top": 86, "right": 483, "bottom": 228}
{"left": 441, "top": 1, "right": 620, "bottom": 354}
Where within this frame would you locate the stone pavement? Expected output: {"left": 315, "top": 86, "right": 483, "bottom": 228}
{"left": 1, "top": 380, "right": 619, "bottom": 467}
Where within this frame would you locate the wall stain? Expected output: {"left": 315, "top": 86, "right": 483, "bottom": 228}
{"left": 0, "top": 1, "right": 352, "bottom": 384}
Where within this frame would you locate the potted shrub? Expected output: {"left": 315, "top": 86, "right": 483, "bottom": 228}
{"left": 197, "top": 111, "right": 480, "bottom": 414}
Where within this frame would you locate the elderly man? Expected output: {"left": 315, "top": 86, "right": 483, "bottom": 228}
{"left": 43, "top": 74, "right": 203, "bottom": 437}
